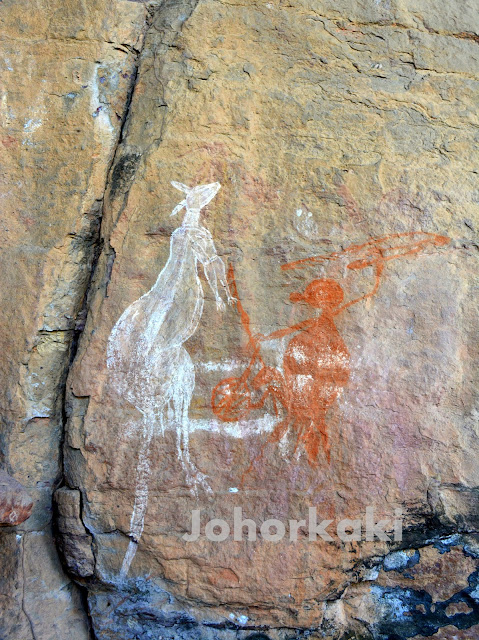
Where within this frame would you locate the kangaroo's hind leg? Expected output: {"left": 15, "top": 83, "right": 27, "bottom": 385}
{"left": 172, "top": 348, "right": 211, "bottom": 494}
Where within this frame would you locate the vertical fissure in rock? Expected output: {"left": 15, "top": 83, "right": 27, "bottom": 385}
{"left": 80, "top": 586, "right": 98, "bottom": 640}
{"left": 54, "top": 2, "right": 206, "bottom": 630}
{"left": 21, "top": 535, "right": 37, "bottom": 640}
{"left": 60, "top": 3, "right": 155, "bottom": 486}
{"left": 51, "top": 8, "right": 158, "bottom": 633}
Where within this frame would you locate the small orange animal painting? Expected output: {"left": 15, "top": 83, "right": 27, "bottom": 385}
{"left": 212, "top": 232, "right": 449, "bottom": 471}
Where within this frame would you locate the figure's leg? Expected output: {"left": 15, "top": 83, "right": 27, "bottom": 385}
{"left": 172, "top": 349, "right": 211, "bottom": 494}
{"left": 156, "top": 407, "right": 166, "bottom": 437}
{"left": 120, "top": 409, "right": 157, "bottom": 578}
{"left": 179, "top": 370, "right": 194, "bottom": 467}
{"left": 266, "top": 414, "right": 291, "bottom": 445}
{"left": 174, "top": 398, "right": 185, "bottom": 468}
{"left": 172, "top": 349, "right": 194, "bottom": 465}
{"left": 249, "top": 389, "right": 272, "bottom": 411}
{"left": 250, "top": 368, "right": 287, "bottom": 415}
{"left": 301, "top": 414, "right": 330, "bottom": 465}
{"left": 292, "top": 418, "right": 308, "bottom": 456}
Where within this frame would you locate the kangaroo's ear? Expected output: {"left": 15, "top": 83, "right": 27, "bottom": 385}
{"left": 171, "top": 181, "right": 190, "bottom": 194}
{"left": 170, "top": 200, "right": 186, "bottom": 216}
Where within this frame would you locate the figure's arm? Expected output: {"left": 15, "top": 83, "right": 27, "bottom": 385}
{"left": 192, "top": 229, "right": 235, "bottom": 310}
{"left": 335, "top": 234, "right": 449, "bottom": 315}
{"left": 259, "top": 318, "right": 314, "bottom": 342}
{"left": 334, "top": 261, "right": 384, "bottom": 315}
{"left": 205, "top": 255, "right": 236, "bottom": 307}
{"left": 203, "top": 256, "right": 227, "bottom": 311}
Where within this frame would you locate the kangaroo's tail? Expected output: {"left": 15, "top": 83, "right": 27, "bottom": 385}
{"left": 119, "top": 418, "right": 155, "bottom": 578}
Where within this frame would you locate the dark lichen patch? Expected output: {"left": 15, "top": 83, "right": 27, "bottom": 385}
{"left": 432, "top": 535, "right": 463, "bottom": 555}
{"left": 109, "top": 152, "right": 141, "bottom": 201}
{"left": 384, "top": 549, "right": 420, "bottom": 573}
{"left": 370, "top": 574, "right": 479, "bottom": 640}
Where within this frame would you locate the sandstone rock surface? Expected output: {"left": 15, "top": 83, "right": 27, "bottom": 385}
{"left": 54, "top": 487, "right": 95, "bottom": 578}
{"left": 1, "top": 0, "right": 478, "bottom": 639}
{"left": 0, "top": 0, "right": 150, "bottom": 637}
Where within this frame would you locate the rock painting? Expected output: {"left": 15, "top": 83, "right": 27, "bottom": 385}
{"left": 107, "top": 181, "right": 235, "bottom": 577}
{"left": 212, "top": 232, "right": 450, "bottom": 475}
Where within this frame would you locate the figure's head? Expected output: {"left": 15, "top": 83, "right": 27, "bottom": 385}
{"left": 290, "top": 278, "right": 344, "bottom": 309}
{"left": 171, "top": 181, "right": 221, "bottom": 223}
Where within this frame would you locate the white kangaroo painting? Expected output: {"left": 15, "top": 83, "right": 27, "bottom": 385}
{"left": 107, "top": 181, "right": 234, "bottom": 577}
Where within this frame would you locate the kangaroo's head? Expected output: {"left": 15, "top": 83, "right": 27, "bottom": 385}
{"left": 170, "top": 181, "right": 221, "bottom": 225}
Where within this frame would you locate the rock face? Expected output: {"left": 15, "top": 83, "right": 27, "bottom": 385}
{"left": 0, "top": 0, "right": 150, "bottom": 638}
{"left": 54, "top": 487, "right": 95, "bottom": 578}
{"left": 1, "top": 0, "right": 479, "bottom": 639}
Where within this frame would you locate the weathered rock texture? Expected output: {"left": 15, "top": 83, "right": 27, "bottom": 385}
{"left": 1, "top": 0, "right": 479, "bottom": 639}
{"left": 0, "top": 0, "right": 150, "bottom": 637}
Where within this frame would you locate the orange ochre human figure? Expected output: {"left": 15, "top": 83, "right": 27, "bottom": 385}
{"left": 259, "top": 279, "right": 351, "bottom": 464}
{"left": 211, "top": 232, "right": 450, "bottom": 472}
{"left": 249, "top": 269, "right": 383, "bottom": 468}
